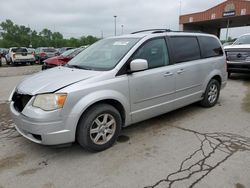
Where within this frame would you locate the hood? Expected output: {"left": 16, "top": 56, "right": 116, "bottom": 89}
{"left": 224, "top": 44, "right": 250, "bottom": 50}
{"left": 17, "top": 66, "right": 100, "bottom": 95}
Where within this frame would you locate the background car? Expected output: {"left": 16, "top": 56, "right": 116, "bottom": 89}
{"left": 27, "top": 48, "right": 35, "bottom": 54}
{"left": 58, "top": 47, "right": 75, "bottom": 55}
{"left": 35, "top": 47, "right": 57, "bottom": 64}
{"left": 5, "top": 47, "right": 36, "bottom": 65}
{"left": 42, "top": 47, "right": 85, "bottom": 70}
{"left": 0, "top": 51, "right": 1, "bottom": 65}
{"left": 224, "top": 33, "right": 250, "bottom": 78}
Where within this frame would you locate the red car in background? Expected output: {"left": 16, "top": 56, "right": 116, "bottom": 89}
{"left": 42, "top": 48, "right": 85, "bottom": 70}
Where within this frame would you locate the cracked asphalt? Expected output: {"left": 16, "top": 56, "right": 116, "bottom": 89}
{"left": 0, "top": 66, "right": 250, "bottom": 188}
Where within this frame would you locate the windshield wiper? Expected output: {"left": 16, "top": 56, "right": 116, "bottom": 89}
{"left": 66, "top": 64, "right": 92, "bottom": 70}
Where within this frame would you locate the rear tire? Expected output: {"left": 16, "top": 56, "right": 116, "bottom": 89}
{"left": 77, "top": 103, "right": 122, "bottom": 152}
{"left": 200, "top": 79, "right": 220, "bottom": 108}
{"left": 10, "top": 59, "right": 16, "bottom": 66}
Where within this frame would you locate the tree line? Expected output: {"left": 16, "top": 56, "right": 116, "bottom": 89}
{"left": 0, "top": 20, "right": 99, "bottom": 48}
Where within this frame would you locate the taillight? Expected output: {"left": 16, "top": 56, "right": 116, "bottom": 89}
{"left": 40, "top": 52, "right": 46, "bottom": 57}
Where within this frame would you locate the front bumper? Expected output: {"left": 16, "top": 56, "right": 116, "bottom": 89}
{"left": 227, "top": 61, "right": 250, "bottom": 73}
{"left": 10, "top": 102, "right": 75, "bottom": 145}
{"left": 14, "top": 59, "right": 35, "bottom": 63}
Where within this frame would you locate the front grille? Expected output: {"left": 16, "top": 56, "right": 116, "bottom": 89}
{"left": 12, "top": 92, "right": 32, "bottom": 112}
{"left": 226, "top": 50, "right": 250, "bottom": 62}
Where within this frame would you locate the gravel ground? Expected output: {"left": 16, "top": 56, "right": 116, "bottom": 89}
{"left": 0, "top": 66, "right": 249, "bottom": 188}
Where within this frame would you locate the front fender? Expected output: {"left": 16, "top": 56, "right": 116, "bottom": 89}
{"left": 66, "top": 90, "right": 131, "bottom": 135}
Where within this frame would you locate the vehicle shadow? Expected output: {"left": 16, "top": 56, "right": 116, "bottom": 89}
{"left": 229, "top": 73, "right": 250, "bottom": 81}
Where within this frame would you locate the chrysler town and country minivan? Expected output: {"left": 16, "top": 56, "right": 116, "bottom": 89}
{"left": 9, "top": 30, "right": 227, "bottom": 151}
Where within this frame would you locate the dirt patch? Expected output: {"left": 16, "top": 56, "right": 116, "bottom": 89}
{"left": 242, "top": 81, "right": 250, "bottom": 113}
{"left": 0, "top": 153, "right": 25, "bottom": 172}
{"left": 235, "top": 183, "right": 245, "bottom": 188}
{"left": 18, "top": 167, "right": 42, "bottom": 176}
{"left": 42, "top": 183, "right": 55, "bottom": 188}
{"left": 0, "top": 103, "right": 19, "bottom": 139}
{"left": 0, "top": 103, "right": 12, "bottom": 131}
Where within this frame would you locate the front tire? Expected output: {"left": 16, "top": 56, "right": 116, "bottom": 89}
{"left": 200, "top": 79, "right": 220, "bottom": 108}
{"left": 77, "top": 103, "right": 122, "bottom": 152}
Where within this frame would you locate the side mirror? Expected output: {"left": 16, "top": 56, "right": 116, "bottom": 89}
{"left": 130, "top": 59, "right": 148, "bottom": 73}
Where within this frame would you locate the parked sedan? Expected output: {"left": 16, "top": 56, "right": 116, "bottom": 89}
{"left": 35, "top": 47, "right": 57, "bottom": 64}
{"left": 42, "top": 48, "right": 85, "bottom": 70}
{"left": 224, "top": 33, "right": 250, "bottom": 77}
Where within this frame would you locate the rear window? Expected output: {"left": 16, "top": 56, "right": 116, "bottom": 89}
{"left": 198, "top": 36, "right": 223, "bottom": 58}
{"left": 43, "top": 48, "right": 56, "bottom": 53}
{"left": 12, "top": 48, "right": 28, "bottom": 53}
{"left": 170, "top": 36, "right": 201, "bottom": 63}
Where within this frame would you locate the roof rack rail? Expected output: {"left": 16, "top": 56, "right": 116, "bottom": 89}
{"left": 131, "top": 29, "right": 207, "bottom": 35}
{"left": 171, "top": 30, "right": 206, "bottom": 34}
{"left": 131, "top": 29, "right": 172, "bottom": 34}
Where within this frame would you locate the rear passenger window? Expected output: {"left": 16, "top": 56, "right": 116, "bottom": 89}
{"left": 198, "top": 36, "right": 223, "bottom": 58}
{"left": 170, "top": 37, "right": 201, "bottom": 63}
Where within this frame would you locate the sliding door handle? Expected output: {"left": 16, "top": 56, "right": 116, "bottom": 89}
{"left": 164, "top": 72, "right": 173, "bottom": 77}
{"left": 177, "top": 69, "right": 185, "bottom": 74}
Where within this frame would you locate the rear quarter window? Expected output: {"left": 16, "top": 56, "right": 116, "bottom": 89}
{"left": 169, "top": 36, "right": 201, "bottom": 63}
{"left": 198, "top": 36, "right": 223, "bottom": 58}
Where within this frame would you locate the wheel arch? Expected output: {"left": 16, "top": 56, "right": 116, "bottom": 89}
{"left": 202, "top": 70, "right": 223, "bottom": 92}
{"left": 66, "top": 90, "right": 131, "bottom": 141}
{"left": 78, "top": 99, "right": 126, "bottom": 127}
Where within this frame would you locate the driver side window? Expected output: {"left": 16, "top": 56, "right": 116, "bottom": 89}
{"left": 132, "top": 38, "right": 169, "bottom": 69}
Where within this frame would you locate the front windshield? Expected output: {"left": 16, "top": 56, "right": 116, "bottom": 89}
{"left": 233, "top": 35, "right": 250, "bottom": 45}
{"left": 68, "top": 38, "right": 140, "bottom": 71}
{"left": 61, "top": 49, "right": 75, "bottom": 57}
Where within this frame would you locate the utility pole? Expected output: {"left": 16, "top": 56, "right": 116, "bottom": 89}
{"left": 179, "top": 0, "right": 182, "bottom": 16}
{"left": 226, "top": 19, "right": 230, "bottom": 41}
{"left": 121, "top": 25, "right": 124, "bottom": 35}
{"left": 114, "top": 15, "right": 117, "bottom": 36}
{"left": 28, "top": 24, "right": 32, "bottom": 48}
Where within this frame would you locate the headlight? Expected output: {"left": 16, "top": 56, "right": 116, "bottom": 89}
{"left": 33, "top": 93, "right": 67, "bottom": 111}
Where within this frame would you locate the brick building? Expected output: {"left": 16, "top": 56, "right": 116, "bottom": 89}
{"left": 179, "top": 0, "right": 250, "bottom": 37}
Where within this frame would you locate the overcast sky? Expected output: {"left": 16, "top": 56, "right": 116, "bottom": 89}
{"left": 0, "top": 0, "right": 249, "bottom": 39}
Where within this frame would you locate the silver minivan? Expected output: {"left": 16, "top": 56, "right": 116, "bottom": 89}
{"left": 9, "top": 30, "right": 227, "bottom": 151}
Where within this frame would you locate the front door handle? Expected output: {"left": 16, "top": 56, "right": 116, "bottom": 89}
{"left": 164, "top": 72, "right": 173, "bottom": 77}
{"left": 177, "top": 69, "right": 185, "bottom": 74}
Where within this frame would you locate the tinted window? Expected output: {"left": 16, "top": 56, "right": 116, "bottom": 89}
{"left": 12, "top": 48, "right": 28, "bottom": 53}
{"left": 198, "top": 36, "right": 223, "bottom": 58}
{"left": 43, "top": 48, "right": 56, "bottom": 53}
{"left": 170, "top": 37, "right": 200, "bottom": 63}
{"left": 132, "top": 38, "right": 169, "bottom": 69}
{"left": 233, "top": 35, "right": 250, "bottom": 45}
